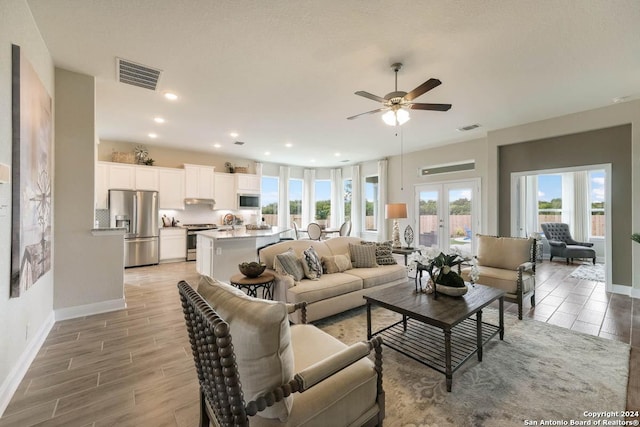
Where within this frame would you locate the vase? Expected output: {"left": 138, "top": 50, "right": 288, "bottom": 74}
{"left": 435, "top": 283, "right": 468, "bottom": 296}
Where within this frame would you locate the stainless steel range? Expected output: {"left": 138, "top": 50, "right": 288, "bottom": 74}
{"left": 184, "top": 224, "right": 217, "bottom": 261}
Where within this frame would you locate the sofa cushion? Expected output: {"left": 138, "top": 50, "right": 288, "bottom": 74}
{"left": 477, "top": 235, "right": 533, "bottom": 270}
{"left": 260, "top": 240, "right": 334, "bottom": 269}
{"left": 301, "top": 246, "right": 323, "bottom": 280}
{"left": 322, "top": 254, "right": 352, "bottom": 274}
{"left": 196, "top": 276, "right": 294, "bottom": 421}
{"left": 250, "top": 325, "right": 377, "bottom": 427}
{"left": 345, "top": 264, "right": 407, "bottom": 288}
{"left": 461, "top": 265, "right": 535, "bottom": 296}
{"left": 361, "top": 241, "right": 397, "bottom": 265}
{"left": 323, "top": 236, "right": 364, "bottom": 258}
{"left": 349, "top": 243, "right": 378, "bottom": 268}
{"left": 275, "top": 248, "right": 305, "bottom": 281}
{"left": 286, "top": 273, "right": 363, "bottom": 305}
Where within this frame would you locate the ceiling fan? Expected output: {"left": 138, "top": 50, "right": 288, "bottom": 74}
{"left": 347, "top": 63, "right": 452, "bottom": 126}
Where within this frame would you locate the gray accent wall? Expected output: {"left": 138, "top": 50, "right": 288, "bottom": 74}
{"left": 498, "top": 125, "right": 632, "bottom": 286}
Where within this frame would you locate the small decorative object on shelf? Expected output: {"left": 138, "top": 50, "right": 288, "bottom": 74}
{"left": 224, "top": 162, "right": 235, "bottom": 173}
{"left": 407, "top": 246, "right": 479, "bottom": 298}
{"left": 404, "top": 225, "right": 414, "bottom": 248}
{"left": 632, "top": 233, "right": 640, "bottom": 244}
{"left": 134, "top": 145, "right": 149, "bottom": 165}
{"left": 238, "top": 261, "right": 266, "bottom": 278}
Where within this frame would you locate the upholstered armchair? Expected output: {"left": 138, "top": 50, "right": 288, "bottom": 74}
{"left": 540, "top": 223, "right": 596, "bottom": 265}
{"left": 178, "top": 277, "right": 385, "bottom": 427}
{"left": 461, "top": 235, "right": 536, "bottom": 320}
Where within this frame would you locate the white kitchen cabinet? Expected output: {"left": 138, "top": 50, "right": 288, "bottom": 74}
{"left": 196, "top": 233, "right": 213, "bottom": 275}
{"left": 235, "top": 173, "right": 261, "bottom": 193}
{"left": 158, "top": 168, "right": 185, "bottom": 209}
{"left": 184, "top": 164, "right": 215, "bottom": 199}
{"left": 135, "top": 166, "right": 159, "bottom": 191}
{"left": 160, "top": 227, "right": 187, "bottom": 262}
{"left": 214, "top": 172, "right": 236, "bottom": 210}
{"left": 108, "top": 163, "right": 136, "bottom": 189}
{"left": 95, "top": 162, "right": 109, "bottom": 209}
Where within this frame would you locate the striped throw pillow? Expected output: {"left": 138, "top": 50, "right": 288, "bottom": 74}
{"left": 275, "top": 248, "right": 305, "bottom": 281}
{"left": 362, "top": 241, "right": 397, "bottom": 265}
{"left": 349, "top": 243, "right": 378, "bottom": 268}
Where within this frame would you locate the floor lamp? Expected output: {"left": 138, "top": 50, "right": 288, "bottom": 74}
{"left": 385, "top": 203, "right": 407, "bottom": 248}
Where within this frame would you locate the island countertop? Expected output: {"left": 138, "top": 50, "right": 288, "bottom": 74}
{"left": 197, "top": 226, "right": 290, "bottom": 240}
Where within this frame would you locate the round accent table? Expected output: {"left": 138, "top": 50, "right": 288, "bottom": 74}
{"left": 229, "top": 272, "right": 276, "bottom": 300}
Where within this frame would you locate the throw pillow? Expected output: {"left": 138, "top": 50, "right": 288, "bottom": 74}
{"left": 275, "top": 248, "right": 305, "bottom": 281}
{"left": 361, "top": 241, "right": 397, "bottom": 265}
{"left": 196, "top": 276, "right": 294, "bottom": 421}
{"left": 322, "top": 254, "right": 352, "bottom": 274}
{"left": 301, "top": 246, "right": 323, "bottom": 280}
{"left": 349, "top": 243, "right": 378, "bottom": 268}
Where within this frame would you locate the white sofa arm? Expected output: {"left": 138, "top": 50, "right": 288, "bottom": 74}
{"left": 518, "top": 261, "right": 534, "bottom": 272}
{"left": 268, "top": 269, "right": 295, "bottom": 302}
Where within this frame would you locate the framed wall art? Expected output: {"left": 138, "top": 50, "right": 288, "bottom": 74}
{"left": 10, "top": 44, "right": 53, "bottom": 298}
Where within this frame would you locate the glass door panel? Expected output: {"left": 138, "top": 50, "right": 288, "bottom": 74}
{"left": 417, "top": 189, "right": 440, "bottom": 248}
{"left": 447, "top": 187, "right": 473, "bottom": 257}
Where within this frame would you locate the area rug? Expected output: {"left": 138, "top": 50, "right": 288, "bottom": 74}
{"left": 315, "top": 306, "right": 629, "bottom": 427}
{"left": 570, "top": 263, "right": 605, "bottom": 282}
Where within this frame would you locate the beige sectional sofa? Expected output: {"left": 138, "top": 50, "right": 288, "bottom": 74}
{"left": 258, "top": 236, "right": 407, "bottom": 323}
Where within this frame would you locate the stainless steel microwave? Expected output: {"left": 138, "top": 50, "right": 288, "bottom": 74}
{"left": 238, "top": 193, "right": 260, "bottom": 209}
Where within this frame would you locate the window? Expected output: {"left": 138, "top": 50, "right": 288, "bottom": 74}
{"left": 537, "top": 174, "right": 563, "bottom": 230}
{"left": 364, "top": 175, "right": 378, "bottom": 231}
{"left": 589, "top": 170, "right": 605, "bottom": 238}
{"left": 315, "top": 180, "right": 331, "bottom": 223}
{"left": 343, "top": 179, "right": 352, "bottom": 221}
{"left": 261, "top": 176, "right": 278, "bottom": 226}
{"left": 289, "top": 178, "right": 303, "bottom": 227}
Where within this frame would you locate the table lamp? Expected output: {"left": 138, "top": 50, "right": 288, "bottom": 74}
{"left": 385, "top": 203, "right": 407, "bottom": 248}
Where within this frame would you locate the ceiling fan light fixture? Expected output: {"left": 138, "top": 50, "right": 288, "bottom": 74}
{"left": 382, "top": 108, "right": 410, "bottom": 126}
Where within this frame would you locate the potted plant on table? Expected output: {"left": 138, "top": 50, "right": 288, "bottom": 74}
{"left": 408, "top": 246, "right": 479, "bottom": 297}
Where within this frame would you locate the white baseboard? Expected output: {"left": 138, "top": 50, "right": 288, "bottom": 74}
{"left": 55, "top": 298, "right": 127, "bottom": 321}
{"left": 609, "top": 283, "right": 640, "bottom": 299}
{"left": 0, "top": 312, "right": 55, "bottom": 417}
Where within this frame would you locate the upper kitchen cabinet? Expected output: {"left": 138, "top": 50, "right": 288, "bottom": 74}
{"left": 108, "top": 163, "right": 136, "bottom": 189}
{"left": 235, "top": 173, "right": 261, "bottom": 193}
{"left": 134, "top": 167, "right": 159, "bottom": 191}
{"left": 95, "top": 162, "right": 109, "bottom": 209}
{"left": 214, "top": 172, "right": 236, "bottom": 210}
{"left": 158, "top": 167, "right": 185, "bottom": 209}
{"left": 184, "top": 164, "right": 215, "bottom": 199}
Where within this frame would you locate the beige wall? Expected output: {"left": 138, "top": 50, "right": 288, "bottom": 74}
{"left": 498, "top": 125, "right": 632, "bottom": 285}
{"left": 0, "top": 0, "right": 54, "bottom": 412}
{"left": 98, "top": 139, "right": 256, "bottom": 173}
{"left": 54, "top": 69, "right": 125, "bottom": 311}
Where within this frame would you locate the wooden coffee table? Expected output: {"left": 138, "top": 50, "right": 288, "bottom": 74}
{"left": 364, "top": 282, "right": 505, "bottom": 392}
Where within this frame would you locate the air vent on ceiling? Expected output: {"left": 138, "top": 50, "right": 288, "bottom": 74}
{"left": 456, "top": 123, "right": 481, "bottom": 132}
{"left": 117, "top": 58, "right": 162, "bottom": 91}
{"left": 419, "top": 160, "right": 475, "bottom": 176}
{"left": 234, "top": 141, "right": 245, "bottom": 146}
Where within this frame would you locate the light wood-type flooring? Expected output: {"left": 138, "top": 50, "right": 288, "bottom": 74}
{"left": 0, "top": 260, "right": 637, "bottom": 426}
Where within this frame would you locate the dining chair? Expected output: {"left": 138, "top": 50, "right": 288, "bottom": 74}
{"left": 307, "top": 222, "right": 322, "bottom": 240}
{"left": 339, "top": 221, "right": 352, "bottom": 236}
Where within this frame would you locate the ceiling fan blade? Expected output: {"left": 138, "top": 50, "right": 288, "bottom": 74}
{"left": 347, "top": 107, "right": 387, "bottom": 120}
{"left": 403, "top": 78, "right": 442, "bottom": 101}
{"left": 408, "top": 103, "right": 452, "bottom": 111}
{"left": 354, "top": 91, "right": 387, "bottom": 103}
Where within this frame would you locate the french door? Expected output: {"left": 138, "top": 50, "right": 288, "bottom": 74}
{"left": 415, "top": 179, "right": 480, "bottom": 256}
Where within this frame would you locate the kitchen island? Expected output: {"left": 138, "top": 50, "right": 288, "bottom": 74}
{"left": 195, "top": 227, "right": 291, "bottom": 283}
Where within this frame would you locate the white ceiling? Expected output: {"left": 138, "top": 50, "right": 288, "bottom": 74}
{"left": 27, "top": 0, "right": 640, "bottom": 167}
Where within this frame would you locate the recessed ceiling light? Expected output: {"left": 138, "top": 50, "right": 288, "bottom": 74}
{"left": 213, "top": 143, "right": 222, "bottom": 148}
{"left": 334, "top": 152, "right": 341, "bottom": 157}
{"left": 153, "top": 117, "right": 165, "bottom": 124}
{"left": 148, "top": 133, "right": 158, "bottom": 138}
{"left": 310, "top": 159, "right": 316, "bottom": 163}
{"left": 163, "top": 92, "right": 178, "bottom": 101}
{"left": 285, "top": 143, "right": 293, "bottom": 148}
{"left": 230, "top": 132, "right": 239, "bottom": 138}
{"left": 264, "top": 151, "right": 271, "bottom": 156}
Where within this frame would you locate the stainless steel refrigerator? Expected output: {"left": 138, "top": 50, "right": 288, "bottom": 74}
{"left": 109, "top": 189, "right": 159, "bottom": 267}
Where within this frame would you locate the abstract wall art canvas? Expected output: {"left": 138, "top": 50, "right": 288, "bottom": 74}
{"left": 11, "top": 44, "right": 53, "bottom": 298}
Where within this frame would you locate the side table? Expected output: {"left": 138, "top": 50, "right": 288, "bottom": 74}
{"left": 229, "top": 272, "right": 276, "bottom": 300}
{"left": 392, "top": 247, "right": 420, "bottom": 266}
